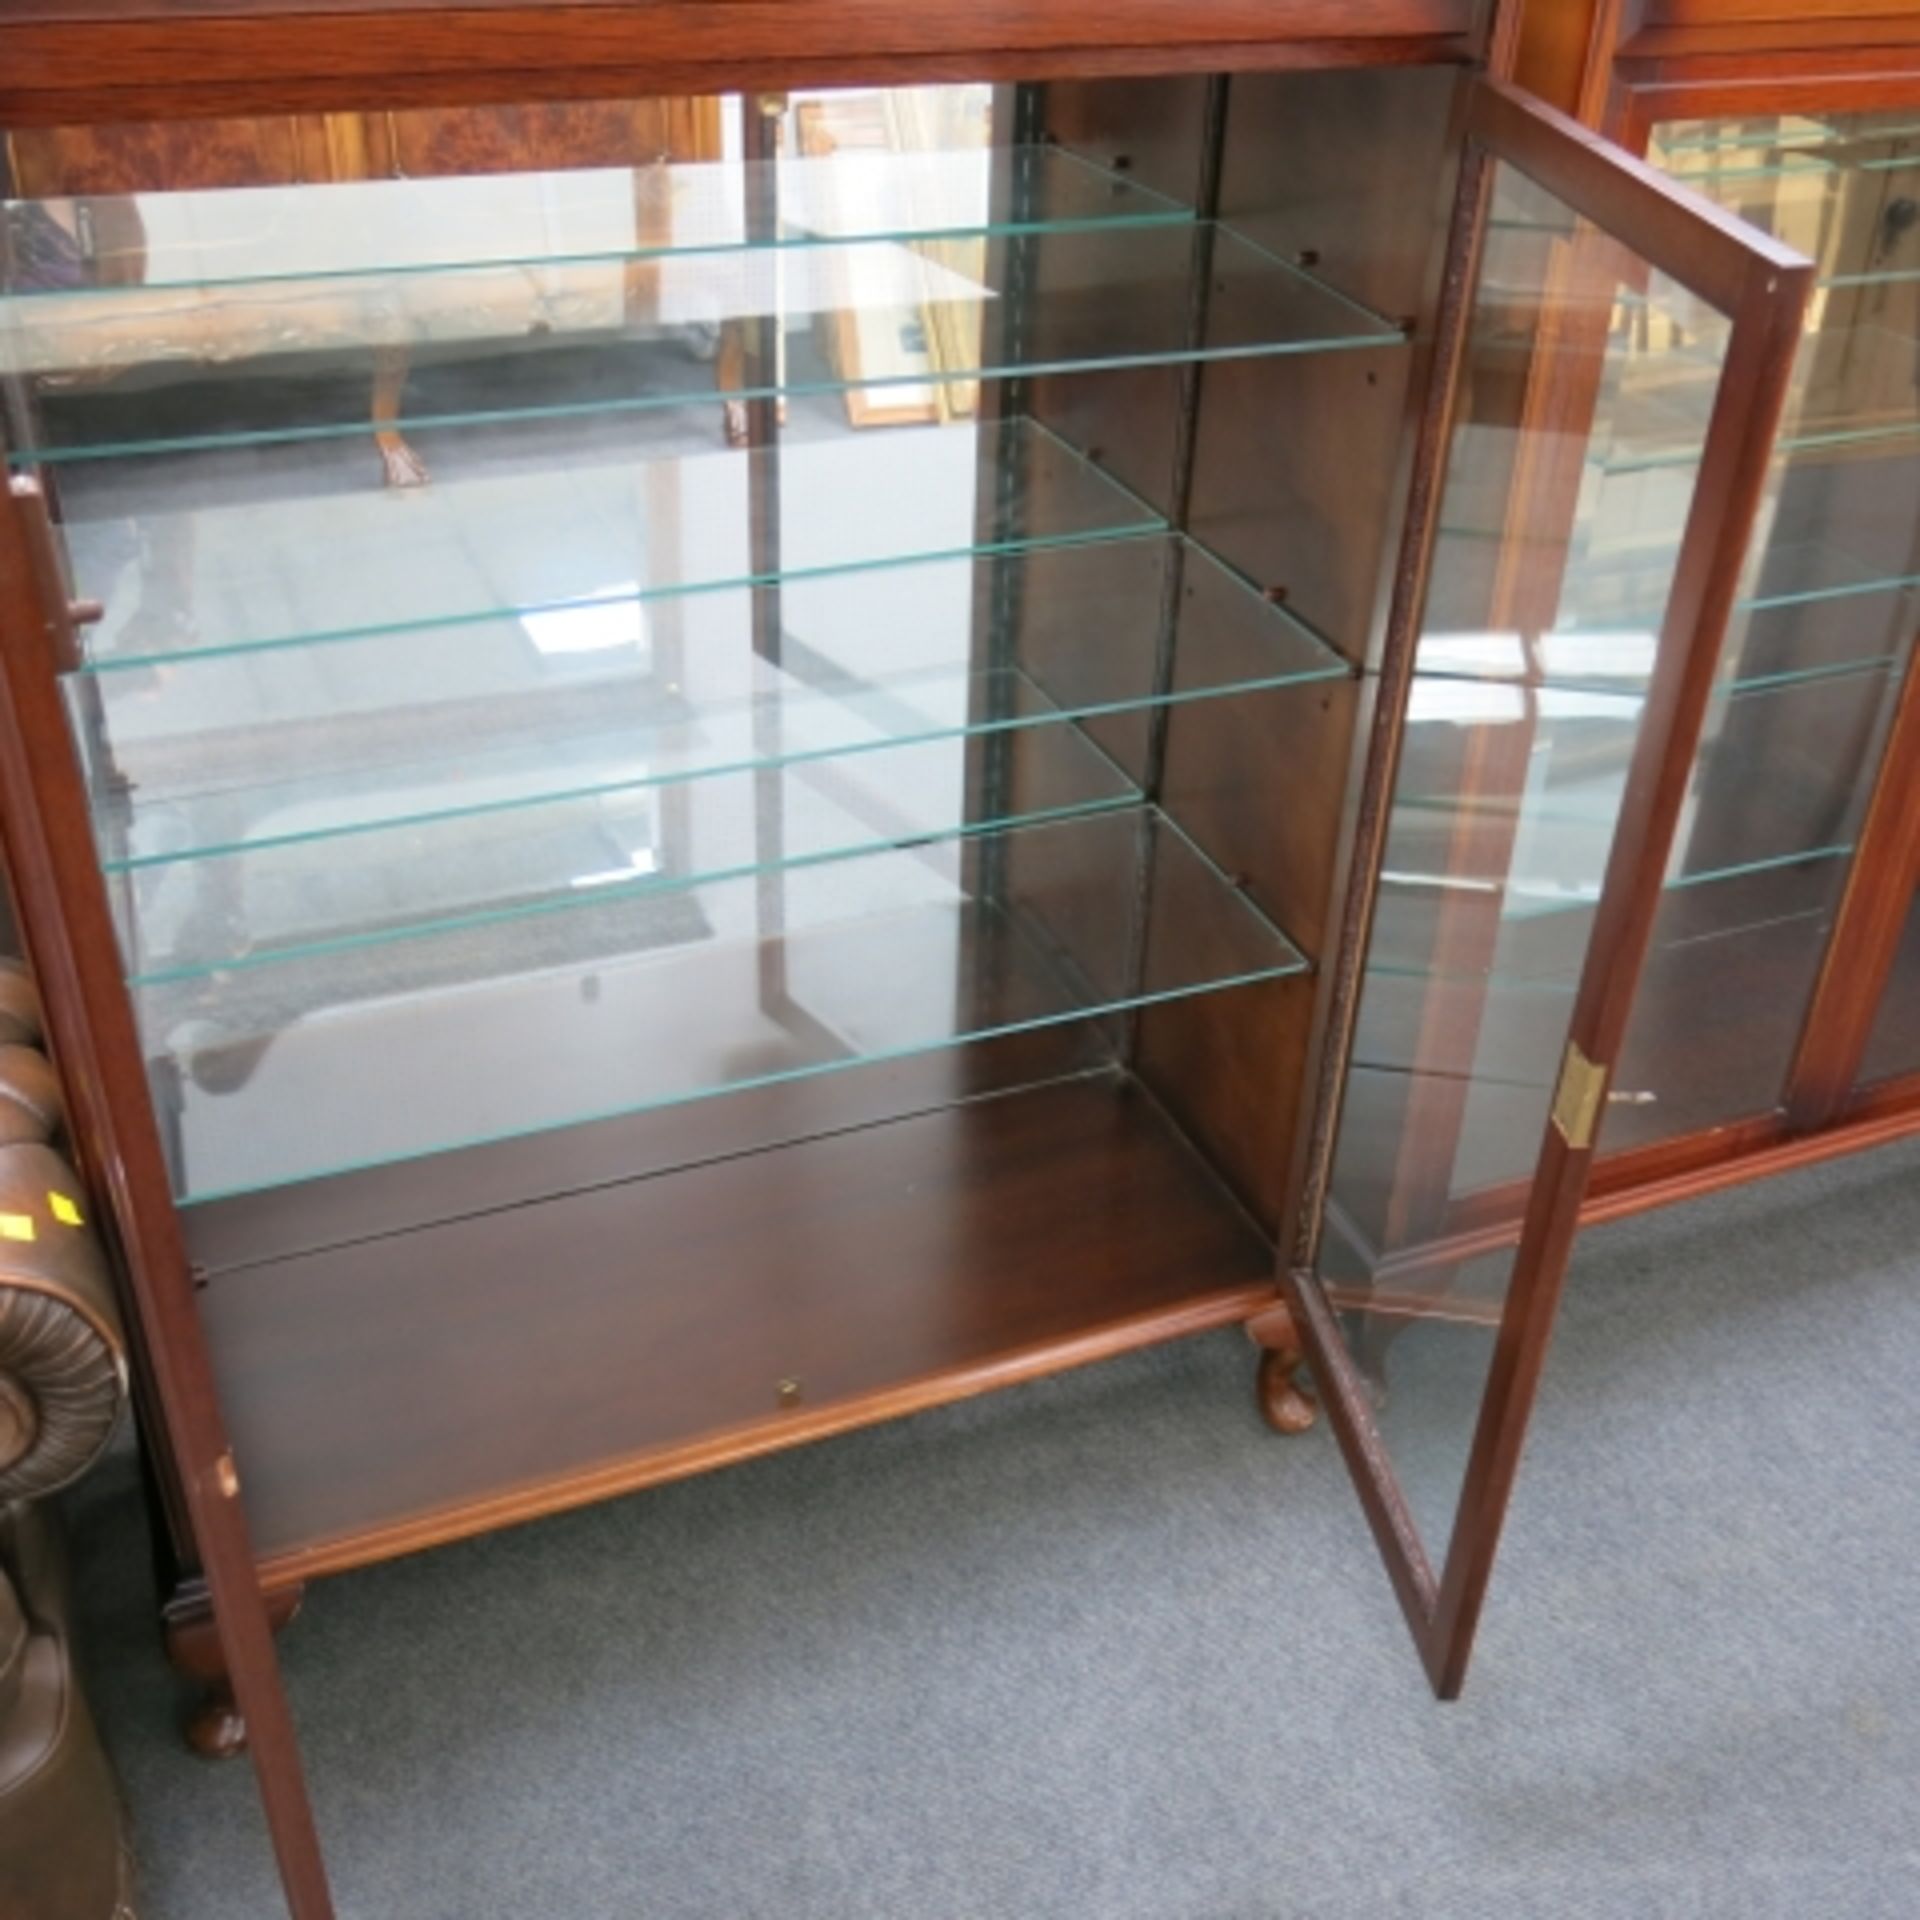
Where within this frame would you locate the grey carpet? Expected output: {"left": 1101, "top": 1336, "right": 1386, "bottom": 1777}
{"left": 64, "top": 1134, "right": 1920, "bottom": 1919}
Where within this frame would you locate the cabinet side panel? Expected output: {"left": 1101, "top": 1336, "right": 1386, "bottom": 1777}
{"left": 1136, "top": 671, "right": 1356, "bottom": 1228}
{"left": 1136, "top": 970, "right": 1318, "bottom": 1231}
{"left": 1018, "top": 76, "right": 1213, "bottom": 531}
{"left": 1188, "top": 66, "right": 1460, "bottom": 664}
{"left": 1139, "top": 68, "right": 1457, "bottom": 1230}
{"left": 1216, "top": 67, "right": 1459, "bottom": 326}
{"left": 1002, "top": 75, "right": 1211, "bottom": 989}
{"left": 1033, "top": 73, "right": 1215, "bottom": 208}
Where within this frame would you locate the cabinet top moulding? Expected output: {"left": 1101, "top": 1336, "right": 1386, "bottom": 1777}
{"left": 1638, "top": 0, "right": 1920, "bottom": 27}
{"left": 1548, "top": 2, "right": 1920, "bottom": 119}
{"left": 0, "top": 0, "right": 1486, "bottom": 127}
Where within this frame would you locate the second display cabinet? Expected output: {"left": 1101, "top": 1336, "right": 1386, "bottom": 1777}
{"left": 1518, "top": 1, "right": 1920, "bottom": 1207}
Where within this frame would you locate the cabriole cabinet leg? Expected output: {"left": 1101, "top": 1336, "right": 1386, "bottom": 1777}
{"left": 164, "top": 1583, "right": 306, "bottom": 1760}
{"left": 1246, "top": 1302, "right": 1318, "bottom": 1436}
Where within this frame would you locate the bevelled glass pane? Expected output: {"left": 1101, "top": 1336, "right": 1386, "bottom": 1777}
{"left": 1318, "top": 160, "right": 1741, "bottom": 1569}
{"left": 143, "top": 805, "right": 1307, "bottom": 1202}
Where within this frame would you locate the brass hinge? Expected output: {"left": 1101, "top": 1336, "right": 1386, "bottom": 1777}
{"left": 1550, "top": 1041, "right": 1608, "bottom": 1151}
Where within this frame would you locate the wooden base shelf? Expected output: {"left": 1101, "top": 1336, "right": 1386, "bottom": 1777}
{"left": 196, "top": 1069, "right": 1277, "bottom": 1584}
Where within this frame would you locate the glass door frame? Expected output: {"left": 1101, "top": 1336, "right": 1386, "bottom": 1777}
{"left": 1282, "top": 76, "right": 1815, "bottom": 1699}
{"left": 1600, "top": 60, "right": 1920, "bottom": 1151}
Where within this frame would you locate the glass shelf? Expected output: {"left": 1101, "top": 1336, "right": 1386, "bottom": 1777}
{"left": 1347, "top": 856, "right": 1847, "bottom": 1173}
{"left": 1650, "top": 119, "right": 1920, "bottom": 292}
{"left": 65, "top": 417, "right": 1159, "bottom": 669}
{"left": 0, "top": 145, "right": 1189, "bottom": 301}
{"left": 1656, "top": 144, "right": 1920, "bottom": 267}
{"left": 1362, "top": 853, "right": 1846, "bottom": 1104}
{"left": 139, "top": 803, "right": 1309, "bottom": 1204}
{"left": 1736, "top": 535, "right": 1920, "bottom": 619}
{"left": 111, "top": 717, "right": 1138, "bottom": 984}
{"left": 1656, "top": 130, "right": 1920, "bottom": 187}
{"left": 1630, "top": 110, "right": 1920, "bottom": 483}
{"left": 1603, "top": 320, "right": 1920, "bottom": 475}
{"left": 1368, "top": 657, "right": 1888, "bottom": 944}
{"left": 2, "top": 221, "right": 1404, "bottom": 467}
{"left": 1719, "top": 537, "right": 1920, "bottom": 690}
{"left": 1654, "top": 149, "right": 1840, "bottom": 184}
{"left": 82, "top": 533, "right": 1346, "bottom": 872}
{"left": 1424, "top": 184, "right": 1920, "bottom": 694}
{"left": 1368, "top": 840, "right": 1854, "bottom": 968}
{"left": 1414, "top": 548, "right": 1919, "bottom": 696}
{"left": 1651, "top": 117, "right": 1920, "bottom": 162}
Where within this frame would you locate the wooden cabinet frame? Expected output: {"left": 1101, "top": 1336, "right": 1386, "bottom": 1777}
{"left": 0, "top": 6, "right": 1816, "bottom": 1912}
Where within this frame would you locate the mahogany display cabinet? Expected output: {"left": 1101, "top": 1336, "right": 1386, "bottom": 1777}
{"left": 0, "top": 2, "right": 1817, "bottom": 1910}
{"left": 1511, "top": 4, "right": 1920, "bottom": 1217}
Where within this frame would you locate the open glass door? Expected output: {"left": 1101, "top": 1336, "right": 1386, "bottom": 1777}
{"left": 1285, "top": 82, "right": 1813, "bottom": 1698}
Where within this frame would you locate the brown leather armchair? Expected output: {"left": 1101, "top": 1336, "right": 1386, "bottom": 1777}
{"left": 0, "top": 957, "right": 137, "bottom": 1919}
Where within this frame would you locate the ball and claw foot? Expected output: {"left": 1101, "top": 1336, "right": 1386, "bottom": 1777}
{"left": 1247, "top": 1301, "right": 1319, "bottom": 1436}
{"left": 165, "top": 1582, "right": 303, "bottom": 1761}
{"left": 1256, "top": 1348, "right": 1319, "bottom": 1435}
{"left": 185, "top": 1684, "right": 248, "bottom": 1761}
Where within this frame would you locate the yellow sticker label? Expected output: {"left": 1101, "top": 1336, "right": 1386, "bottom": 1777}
{"left": 48, "top": 1192, "right": 82, "bottom": 1227}
{"left": 0, "top": 1213, "right": 36, "bottom": 1243}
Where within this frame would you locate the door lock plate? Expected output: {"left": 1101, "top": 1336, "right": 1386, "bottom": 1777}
{"left": 1550, "top": 1041, "right": 1608, "bottom": 1151}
